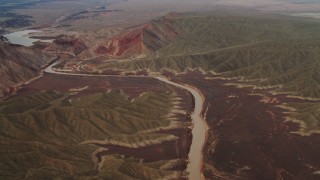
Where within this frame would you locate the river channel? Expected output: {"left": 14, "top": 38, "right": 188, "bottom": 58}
{"left": 44, "top": 64, "right": 208, "bottom": 180}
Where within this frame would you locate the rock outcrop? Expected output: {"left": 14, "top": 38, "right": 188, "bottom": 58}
{"left": 48, "top": 35, "right": 88, "bottom": 55}
{"left": 97, "top": 17, "right": 178, "bottom": 58}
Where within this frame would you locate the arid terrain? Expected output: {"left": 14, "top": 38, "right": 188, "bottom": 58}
{"left": 1, "top": 0, "right": 320, "bottom": 179}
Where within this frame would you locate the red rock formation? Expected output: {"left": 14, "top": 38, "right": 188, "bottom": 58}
{"left": 97, "top": 16, "right": 178, "bottom": 58}
{"left": 105, "top": 28, "right": 143, "bottom": 57}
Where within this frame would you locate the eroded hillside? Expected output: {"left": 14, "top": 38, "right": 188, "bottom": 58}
{"left": 0, "top": 42, "right": 52, "bottom": 99}
{"left": 99, "top": 17, "right": 178, "bottom": 58}
{"left": 0, "top": 74, "right": 192, "bottom": 179}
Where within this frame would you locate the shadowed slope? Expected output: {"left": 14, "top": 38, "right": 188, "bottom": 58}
{"left": 0, "top": 42, "right": 52, "bottom": 98}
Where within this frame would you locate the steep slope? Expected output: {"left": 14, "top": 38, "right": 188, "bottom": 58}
{"left": 0, "top": 42, "right": 52, "bottom": 99}
{"left": 52, "top": 15, "right": 179, "bottom": 71}
{"left": 43, "top": 15, "right": 178, "bottom": 63}
{"left": 95, "top": 16, "right": 178, "bottom": 58}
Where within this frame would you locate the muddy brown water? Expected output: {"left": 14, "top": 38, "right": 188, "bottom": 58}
{"left": 155, "top": 77, "right": 208, "bottom": 180}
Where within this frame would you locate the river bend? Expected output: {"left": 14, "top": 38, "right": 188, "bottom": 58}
{"left": 44, "top": 64, "right": 208, "bottom": 180}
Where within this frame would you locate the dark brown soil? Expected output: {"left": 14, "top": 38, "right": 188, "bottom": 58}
{"left": 19, "top": 73, "right": 170, "bottom": 98}
{"left": 171, "top": 72, "right": 320, "bottom": 180}
{"left": 96, "top": 128, "right": 192, "bottom": 171}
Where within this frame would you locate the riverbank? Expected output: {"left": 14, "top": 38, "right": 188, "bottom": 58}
{"left": 155, "top": 76, "right": 209, "bottom": 180}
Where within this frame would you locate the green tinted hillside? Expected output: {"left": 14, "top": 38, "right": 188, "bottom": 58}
{"left": 97, "top": 14, "right": 320, "bottom": 99}
{"left": 99, "top": 39, "right": 320, "bottom": 98}
{"left": 92, "top": 13, "right": 320, "bottom": 134}
{"left": 157, "top": 13, "right": 320, "bottom": 55}
{"left": 0, "top": 90, "right": 185, "bottom": 179}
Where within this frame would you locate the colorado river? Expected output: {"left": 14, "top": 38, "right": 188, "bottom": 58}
{"left": 155, "top": 77, "right": 208, "bottom": 180}
{"left": 44, "top": 64, "right": 208, "bottom": 180}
